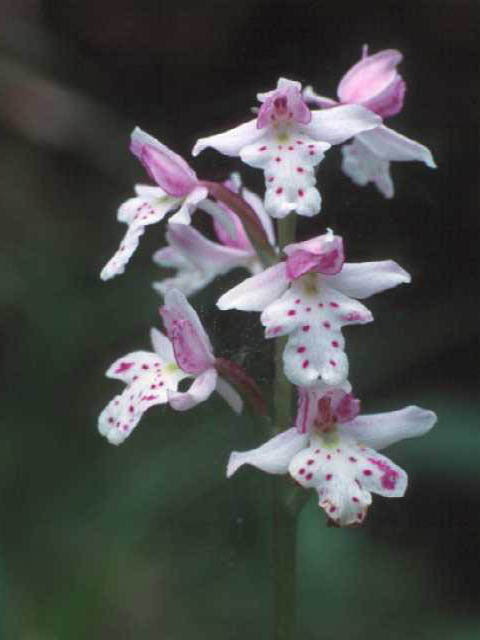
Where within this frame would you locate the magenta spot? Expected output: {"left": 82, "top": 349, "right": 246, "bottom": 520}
{"left": 314, "top": 449, "right": 320, "bottom": 454}
{"left": 276, "top": 187, "right": 283, "bottom": 194}
{"left": 273, "top": 325, "right": 283, "bottom": 334}
{"left": 296, "top": 140, "right": 304, "bottom": 144}
{"left": 329, "top": 506, "right": 336, "bottom": 513}
{"left": 363, "top": 469, "right": 372, "bottom": 476}
{"left": 307, "top": 459, "right": 314, "bottom": 465}
{"left": 306, "top": 307, "right": 311, "bottom": 312}
{"left": 327, "top": 454, "right": 332, "bottom": 460}
{"left": 352, "top": 497, "right": 359, "bottom": 503}
{"left": 302, "top": 325, "right": 310, "bottom": 332}
{"left": 368, "top": 457, "right": 399, "bottom": 490}
{"left": 129, "top": 405, "right": 134, "bottom": 413}
{"left": 108, "top": 417, "right": 114, "bottom": 424}
{"left": 349, "top": 456, "right": 357, "bottom": 463}
{"left": 114, "top": 361, "right": 133, "bottom": 374}
{"left": 297, "top": 167, "right": 304, "bottom": 173}
{"left": 326, "top": 473, "right": 333, "bottom": 481}
{"left": 295, "top": 298, "right": 301, "bottom": 304}
{"left": 331, "top": 340, "right": 339, "bottom": 348}
{"left": 143, "top": 394, "right": 157, "bottom": 401}
{"left": 298, "top": 189, "right": 304, "bottom": 197}
{"left": 297, "top": 346, "right": 306, "bottom": 353}
{"left": 357, "top": 513, "right": 363, "bottom": 521}
{"left": 259, "top": 145, "right": 267, "bottom": 151}
{"left": 329, "top": 360, "right": 337, "bottom": 367}
{"left": 151, "top": 384, "right": 157, "bottom": 389}
{"left": 302, "top": 359, "right": 309, "bottom": 369}
{"left": 123, "top": 425, "right": 129, "bottom": 431}
{"left": 275, "top": 157, "right": 282, "bottom": 163}
{"left": 308, "top": 144, "right": 315, "bottom": 148}
{"left": 344, "top": 312, "right": 363, "bottom": 322}
{"left": 299, "top": 468, "right": 305, "bottom": 475}
{"left": 309, "top": 150, "right": 315, "bottom": 156}
{"left": 305, "top": 473, "right": 313, "bottom": 481}
{"left": 323, "top": 321, "right": 331, "bottom": 329}
{"left": 287, "top": 309, "right": 296, "bottom": 316}
{"left": 141, "top": 364, "right": 150, "bottom": 370}
{"left": 278, "top": 145, "right": 283, "bottom": 150}
{"left": 159, "top": 382, "right": 164, "bottom": 387}
{"left": 288, "top": 145, "right": 294, "bottom": 151}
{"left": 268, "top": 176, "right": 274, "bottom": 182}
{"left": 133, "top": 376, "right": 138, "bottom": 381}
{"left": 318, "top": 302, "right": 324, "bottom": 308}
{"left": 330, "top": 302, "right": 339, "bottom": 308}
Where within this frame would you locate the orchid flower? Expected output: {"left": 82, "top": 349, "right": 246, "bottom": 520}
{"left": 192, "top": 78, "right": 381, "bottom": 218}
{"left": 304, "top": 47, "right": 436, "bottom": 198}
{"left": 101, "top": 127, "right": 210, "bottom": 281}
{"left": 153, "top": 178, "right": 276, "bottom": 297}
{"left": 218, "top": 230, "right": 410, "bottom": 387}
{"left": 98, "top": 289, "right": 242, "bottom": 444}
{"left": 227, "top": 386, "right": 437, "bottom": 526}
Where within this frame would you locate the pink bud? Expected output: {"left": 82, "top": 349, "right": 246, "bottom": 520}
{"left": 337, "top": 49, "right": 406, "bottom": 119}
{"left": 130, "top": 127, "right": 198, "bottom": 197}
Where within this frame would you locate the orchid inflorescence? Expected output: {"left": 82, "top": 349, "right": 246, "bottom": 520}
{"left": 98, "top": 47, "right": 437, "bottom": 526}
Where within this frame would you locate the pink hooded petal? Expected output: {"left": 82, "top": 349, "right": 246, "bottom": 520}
{"left": 217, "top": 263, "right": 290, "bottom": 312}
{"left": 304, "top": 104, "right": 381, "bottom": 145}
{"left": 215, "top": 376, "right": 243, "bottom": 414}
{"left": 167, "top": 367, "right": 217, "bottom": 411}
{"left": 284, "top": 231, "right": 345, "bottom": 279}
{"left": 192, "top": 118, "right": 264, "bottom": 158}
{"left": 324, "top": 260, "right": 410, "bottom": 299}
{"left": 160, "top": 289, "right": 214, "bottom": 374}
{"left": 257, "top": 78, "right": 311, "bottom": 129}
{"left": 295, "top": 381, "right": 352, "bottom": 434}
{"left": 130, "top": 127, "right": 198, "bottom": 197}
{"left": 357, "top": 125, "right": 436, "bottom": 167}
{"left": 337, "top": 49, "right": 404, "bottom": 110}
{"left": 227, "top": 428, "right": 308, "bottom": 477}
{"left": 340, "top": 405, "right": 437, "bottom": 451}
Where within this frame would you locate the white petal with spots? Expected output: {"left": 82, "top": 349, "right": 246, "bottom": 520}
{"left": 241, "top": 135, "right": 330, "bottom": 218}
{"left": 341, "top": 137, "right": 395, "bottom": 198}
{"left": 261, "top": 276, "right": 373, "bottom": 386}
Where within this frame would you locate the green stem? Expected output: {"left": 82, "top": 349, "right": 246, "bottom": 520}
{"left": 272, "top": 215, "right": 297, "bottom": 640}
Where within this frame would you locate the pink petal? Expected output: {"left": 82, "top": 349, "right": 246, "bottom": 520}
{"left": 340, "top": 405, "right": 437, "bottom": 451}
{"left": 168, "top": 367, "right": 218, "bottom": 411}
{"left": 324, "top": 260, "right": 410, "bottom": 300}
{"left": 227, "top": 428, "right": 308, "bottom": 477}
{"left": 305, "top": 104, "right": 381, "bottom": 145}
{"left": 160, "top": 289, "right": 214, "bottom": 374}
{"left": 337, "top": 49, "right": 404, "bottom": 114}
{"left": 217, "top": 263, "right": 290, "bottom": 312}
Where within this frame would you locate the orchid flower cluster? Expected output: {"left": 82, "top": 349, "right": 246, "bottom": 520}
{"left": 98, "top": 47, "right": 437, "bottom": 526}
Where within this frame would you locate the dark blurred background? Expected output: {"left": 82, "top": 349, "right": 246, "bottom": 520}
{"left": 1, "top": 0, "right": 479, "bottom": 638}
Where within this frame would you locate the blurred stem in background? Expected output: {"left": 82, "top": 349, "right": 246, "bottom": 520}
{"left": 272, "top": 215, "right": 297, "bottom": 640}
